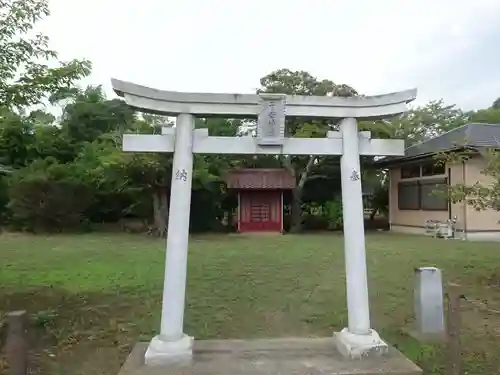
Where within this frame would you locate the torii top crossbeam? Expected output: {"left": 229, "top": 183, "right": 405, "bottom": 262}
{"left": 111, "top": 78, "right": 416, "bottom": 120}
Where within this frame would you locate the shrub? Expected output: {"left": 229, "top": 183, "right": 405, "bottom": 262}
{"left": 0, "top": 175, "right": 8, "bottom": 224}
{"left": 302, "top": 213, "right": 329, "bottom": 231}
{"left": 7, "top": 158, "right": 93, "bottom": 232}
{"left": 324, "top": 200, "right": 343, "bottom": 230}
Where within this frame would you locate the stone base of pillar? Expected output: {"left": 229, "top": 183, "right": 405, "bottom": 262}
{"left": 144, "top": 334, "right": 193, "bottom": 366}
{"left": 333, "top": 328, "right": 388, "bottom": 359}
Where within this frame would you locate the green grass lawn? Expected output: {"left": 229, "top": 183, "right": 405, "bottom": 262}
{"left": 1, "top": 232, "right": 500, "bottom": 374}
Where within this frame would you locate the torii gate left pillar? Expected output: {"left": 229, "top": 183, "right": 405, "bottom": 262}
{"left": 112, "top": 78, "right": 416, "bottom": 364}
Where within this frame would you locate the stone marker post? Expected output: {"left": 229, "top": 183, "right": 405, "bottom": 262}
{"left": 414, "top": 267, "right": 445, "bottom": 337}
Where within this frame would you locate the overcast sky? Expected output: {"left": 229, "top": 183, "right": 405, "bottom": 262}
{"left": 39, "top": 0, "right": 500, "bottom": 110}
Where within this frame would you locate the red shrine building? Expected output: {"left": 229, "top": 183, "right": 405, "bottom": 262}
{"left": 226, "top": 169, "right": 296, "bottom": 233}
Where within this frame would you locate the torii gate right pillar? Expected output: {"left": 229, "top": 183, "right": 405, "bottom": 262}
{"left": 335, "top": 117, "right": 387, "bottom": 358}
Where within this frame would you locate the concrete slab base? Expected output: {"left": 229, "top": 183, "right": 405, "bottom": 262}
{"left": 118, "top": 337, "right": 422, "bottom": 375}
{"left": 333, "top": 328, "right": 389, "bottom": 359}
{"left": 144, "top": 334, "right": 193, "bottom": 366}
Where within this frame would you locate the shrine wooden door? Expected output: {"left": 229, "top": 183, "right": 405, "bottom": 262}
{"left": 239, "top": 191, "right": 282, "bottom": 233}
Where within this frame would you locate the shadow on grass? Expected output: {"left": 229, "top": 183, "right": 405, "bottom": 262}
{"left": 0, "top": 284, "right": 339, "bottom": 375}
{"left": 0, "top": 286, "right": 160, "bottom": 375}
{"left": 0, "top": 286, "right": 450, "bottom": 375}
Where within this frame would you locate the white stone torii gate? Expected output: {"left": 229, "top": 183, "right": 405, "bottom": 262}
{"left": 111, "top": 78, "right": 416, "bottom": 364}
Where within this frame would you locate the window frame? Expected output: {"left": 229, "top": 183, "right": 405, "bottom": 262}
{"left": 421, "top": 161, "right": 446, "bottom": 177}
{"left": 397, "top": 178, "right": 449, "bottom": 212}
{"left": 397, "top": 180, "right": 421, "bottom": 210}
{"left": 400, "top": 164, "right": 421, "bottom": 179}
{"left": 419, "top": 177, "right": 449, "bottom": 211}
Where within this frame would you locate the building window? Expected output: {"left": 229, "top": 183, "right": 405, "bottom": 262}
{"left": 421, "top": 161, "right": 445, "bottom": 176}
{"left": 420, "top": 178, "right": 448, "bottom": 211}
{"left": 398, "top": 181, "right": 420, "bottom": 210}
{"left": 398, "top": 178, "right": 449, "bottom": 211}
{"left": 401, "top": 165, "right": 421, "bottom": 179}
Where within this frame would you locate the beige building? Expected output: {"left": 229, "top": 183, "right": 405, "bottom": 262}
{"left": 376, "top": 123, "right": 500, "bottom": 241}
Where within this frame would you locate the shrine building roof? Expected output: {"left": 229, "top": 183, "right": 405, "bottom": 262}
{"left": 226, "top": 168, "right": 296, "bottom": 190}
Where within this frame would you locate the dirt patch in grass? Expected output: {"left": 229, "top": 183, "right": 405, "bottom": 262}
{"left": 482, "top": 272, "right": 500, "bottom": 288}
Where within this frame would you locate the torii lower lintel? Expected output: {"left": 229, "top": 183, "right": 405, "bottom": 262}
{"left": 122, "top": 131, "right": 404, "bottom": 156}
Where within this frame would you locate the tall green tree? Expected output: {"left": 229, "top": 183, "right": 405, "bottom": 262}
{"left": 258, "top": 69, "right": 357, "bottom": 232}
{"left": 469, "top": 107, "right": 500, "bottom": 124}
{"left": 0, "top": 0, "right": 92, "bottom": 177}
{"left": 0, "top": 0, "right": 91, "bottom": 110}
{"left": 94, "top": 116, "right": 240, "bottom": 236}
{"left": 60, "top": 86, "right": 136, "bottom": 144}
{"left": 379, "top": 100, "right": 468, "bottom": 147}
{"left": 0, "top": 110, "right": 35, "bottom": 167}
{"left": 492, "top": 98, "right": 500, "bottom": 110}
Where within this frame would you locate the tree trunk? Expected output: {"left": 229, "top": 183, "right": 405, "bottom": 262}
{"left": 290, "top": 187, "right": 303, "bottom": 232}
{"left": 285, "top": 155, "right": 316, "bottom": 233}
{"left": 152, "top": 187, "right": 169, "bottom": 237}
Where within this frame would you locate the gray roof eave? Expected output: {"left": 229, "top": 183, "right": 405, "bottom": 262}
{"left": 373, "top": 146, "right": 479, "bottom": 167}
